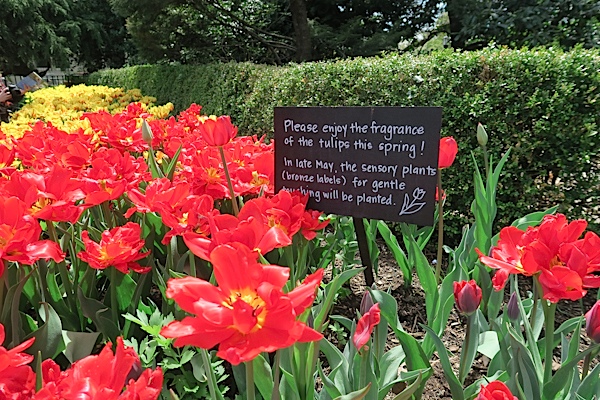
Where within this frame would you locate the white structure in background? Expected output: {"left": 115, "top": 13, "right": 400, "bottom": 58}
{"left": 6, "top": 66, "right": 86, "bottom": 87}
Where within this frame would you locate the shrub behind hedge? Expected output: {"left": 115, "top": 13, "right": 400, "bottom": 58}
{"left": 89, "top": 48, "right": 600, "bottom": 243}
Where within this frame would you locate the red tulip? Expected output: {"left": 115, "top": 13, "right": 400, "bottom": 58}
{"left": 477, "top": 214, "right": 600, "bottom": 302}
{"left": 353, "top": 303, "right": 381, "bottom": 351}
{"left": 585, "top": 300, "right": 600, "bottom": 343}
{"left": 2, "top": 166, "right": 86, "bottom": 224}
{"left": 453, "top": 280, "right": 482, "bottom": 316}
{"left": 0, "top": 196, "right": 65, "bottom": 270}
{"left": 77, "top": 222, "right": 151, "bottom": 274}
{"left": 34, "top": 337, "right": 163, "bottom": 400}
{"left": 300, "top": 209, "right": 330, "bottom": 241}
{"left": 476, "top": 381, "right": 517, "bottom": 400}
{"left": 438, "top": 136, "right": 458, "bottom": 169}
{"left": 160, "top": 243, "right": 323, "bottom": 365}
{"left": 476, "top": 225, "right": 537, "bottom": 291}
{"left": 0, "top": 323, "right": 36, "bottom": 399}
{"left": 197, "top": 115, "right": 238, "bottom": 147}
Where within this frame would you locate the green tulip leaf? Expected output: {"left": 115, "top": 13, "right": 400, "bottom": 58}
{"left": 543, "top": 345, "right": 598, "bottom": 400}
{"left": 62, "top": 330, "right": 100, "bottom": 363}
{"left": 253, "top": 354, "right": 274, "bottom": 400}
{"left": 421, "top": 324, "right": 464, "bottom": 400}
{"left": 334, "top": 383, "right": 371, "bottom": 400}
{"left": 24, "top": 303, "right": 63, "bottom": 360}
{"left": 477, "top": 331, "right": 500, "bottom": 360}
{"left": 393, "top": 371, "right": 423, "bottom": 400}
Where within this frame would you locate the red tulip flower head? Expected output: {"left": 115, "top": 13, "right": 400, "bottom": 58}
{"left": 478, "top": 214, "right": 599, "bottom": 302}
{"left": 77, "top": 222, "right": 151, "bottom": 274}
{"left": 35, "top": 337, "right": 163, "bottom": 400}
{"left": 353, "top": 303, "right": 381, "bottom": 352}
{"left": 0, "top": 323, "right": 35, "bottom": 373}
{"left": 585, "top": 300, "right": 600, "bottom": 344}
{"left": 161, "top": 243, "right": 323, "bottom": 365}
{"left": 0, "top": 323, "right": 36, "bottom": 399}
{"left": 197, "top": 115, "right": 238, "bottom": 147}
{"left": 438, "top": 136, "right": 458, "bottom": 169}
{"left": 0, "top": 196, "right": 65, "bottom": 275}
{"left": 453, "top": 280, "right": 482, "bottom": 316}
{"left": 476, "top": 381, "right": 517, "bottom": 400}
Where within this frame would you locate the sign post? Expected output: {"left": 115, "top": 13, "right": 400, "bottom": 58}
{"left": 274, "top": 107, "right": 442, "bottom": 283}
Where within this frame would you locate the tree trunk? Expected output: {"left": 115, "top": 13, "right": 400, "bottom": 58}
{"left": 289, "top": 0, "right": 311, "bottom": 61}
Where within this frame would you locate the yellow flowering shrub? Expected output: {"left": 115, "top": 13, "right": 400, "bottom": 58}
{"left": 1, "top": 84, "right": 173, "bottom": 139}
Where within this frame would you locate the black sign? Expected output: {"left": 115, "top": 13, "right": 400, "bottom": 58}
{"left": 274, "top": 107, "right": 442, "bottom": 225}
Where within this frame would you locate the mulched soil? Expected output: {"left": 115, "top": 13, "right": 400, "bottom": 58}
{"left": 325, "top": 239, "right": 599, "bottom": 399}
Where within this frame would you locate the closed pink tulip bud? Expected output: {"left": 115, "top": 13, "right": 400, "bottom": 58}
{"left": 353, "top": 303, "right": 381, "bottom": 352}
{"left": 438, "top": 136, "right": 458, "bottom": 169}
{"left": 585, "top": 300, "right": 600, "bottom": 343}
{"left": 453, "top": 280, "right": 482, "bottom": 316}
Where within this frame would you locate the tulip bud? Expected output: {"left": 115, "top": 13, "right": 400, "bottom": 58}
{"left": 141, "top": 119, "right": 153, "bottom": 145}
{"left": 477, "top": 123, "right": 488, "bottom": 147}
{"left": 453, "top": 280, "right": 482, "bottom": 316}
{"left": 360, "top": 290, "right": 374, "bottom": 316}
{"left": 585, "top": 300, "right": 600, "bottom": 343}
{"left": 506, "top": 292, "right": 519, "bottom": 321}
{"left": 353, "top": 303, "right": 381, "bottom": 351}
{"left": 438, "top": 136, "right": 458, "bottom": 169}
{"left": 306, "top": 310, "right": 315, "bottom": 329}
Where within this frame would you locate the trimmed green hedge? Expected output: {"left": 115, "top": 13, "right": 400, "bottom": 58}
{"left": 89, "top": 48, "right": 600, "bottom": 243}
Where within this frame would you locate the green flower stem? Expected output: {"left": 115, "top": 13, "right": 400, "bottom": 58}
{"left": 245, "top": 360, "right": 255, "bottom": 400}
{"left": 271, "top": 350, "right": 282, "bottom": 400}
{"left": 33, "top": 262, "right": 46, "bottom": 303}
{"left": 219, "top": 145, "right": 239, "bottom": 216}
{"left": 36, "top": 351, "right": 43, "bottom": 391}
{"left": 358, "top": 350, "right": 368, "bottom": 393}
{"left": 530, "top": 280, "right": 539, "bottom": 330}
{"left": 541, "top": 299, "right": 557, "bottom": 384}
{"left": 0, "top": 270, "right": 6, "bottom": 318}
{"left": 109, "top": 267, "right": 120, "bottom": 329}
{"left": 434, "top": 170, "right": 444, "bottom": 284}
{"left": 200, "top": 349, "right": 220, "bottom": 400}
{"left": 101, "top": 201, "right": 115, "bottom": 229}
{"left": 46, "top": 221, "right": 73, "bottom": 297}
{"left": 188, "top": 251, "right": 197, "bottom": 277}
{"left": 581, "top": 345, "right": 600, "bottom": 380}
{"left": 458, "top": 312, "right": 475, "bottom": 384}
{"left": 482, "top": 145, "right": 490, "bottom": 178}
{"left": 306, "top": 341, "right": 321, "bottom": 399}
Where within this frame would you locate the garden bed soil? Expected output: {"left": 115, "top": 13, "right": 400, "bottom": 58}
{"left": 327, "top": 239, "right": 598, "bottom": 399}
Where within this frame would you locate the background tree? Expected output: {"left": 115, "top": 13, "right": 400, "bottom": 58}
{"left": 109, "top": 0, "right": 296, "bottom": 65}
{"left": 109, "top": 0, "right": 443, "bottom": 64}
{"left": 446, "top": 0, "right": 600, "bottom": 50}
{"left": 0, "top": 0, "right": 71, "bottom": 74}
{"left": 307, "top": 0, "right": 442, "bottom": 59}
{"left": 0, "top": 0, "right": 131, "bottom": 75}
{"left": 62, "top": 0, "right": 133, "bottom": 72}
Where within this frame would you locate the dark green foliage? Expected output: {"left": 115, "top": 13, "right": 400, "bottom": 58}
{"left": 109, "top": 0, "right": 441, "bottom": 64}
{"left": 0, "top": 0, "right": 132, "bottom": 73}
{"left": 67, "top": 0, "right": 132, "bottom": 72}
{"left": 447, "top": 0, "right": 600, "bottom": 50}
{"left": 307, "top": 0, "right": 441, "bottom": 59}
{"left": 88, "top": 48, "right": 600, "bottom": 243}
{"left": 0, "top": 0, "right": 71, "bottom": 72}
{"left": 109, "top": 0, "right": 295, "bottom": 65}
